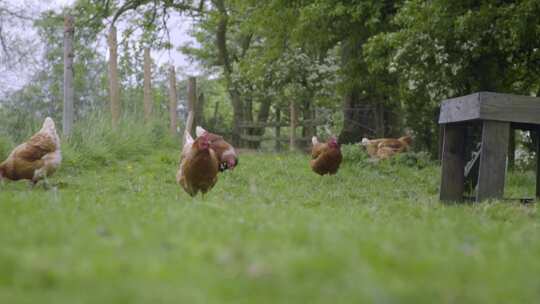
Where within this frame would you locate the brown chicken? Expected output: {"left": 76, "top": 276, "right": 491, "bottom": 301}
{"left": 361, "top": 135, "right": 412, "bottom": 160}
{"left": 176, "top": 131, "right": 219, "bottom": 197}
{"left": 0, "top": 117, "right": 61, "bottom": 186}
{"left": 196, "top": 126, "right": 238, "bottom": 172}
{"left": 310, "top": 136, "right": 342, "bottom": 175}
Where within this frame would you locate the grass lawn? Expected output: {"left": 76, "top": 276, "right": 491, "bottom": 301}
{"left": 0, "top": 148, "right": 539, "bottom": 303}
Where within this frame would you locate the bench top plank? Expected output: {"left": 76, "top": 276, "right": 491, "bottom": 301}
{"left": 439, "top": 92, "right": 540, "bottom": 125}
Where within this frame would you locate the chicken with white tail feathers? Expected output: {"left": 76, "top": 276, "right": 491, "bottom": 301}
{"left": 310, "top": 136, "right": 342, "bottom": 175}
{"left": 0, "top": 117, "right": 61, "bottom": 186}
{"left": 176, "top": 131, "right": 219, "bottom": 197}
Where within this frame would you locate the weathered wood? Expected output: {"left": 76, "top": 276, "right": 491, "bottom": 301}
{"left": 168, "top": 65, "right": 177, "bottom": 135}
{"left": 196, "top": 92, "right": 205, "bottom": 127}
{"left": 476, "top": 120, "right": 510, "bottom": 202}
{"left": 241, "top": 135, "right": 313, "bottom": 142}
{"left": 439, "top": 93, "right": 481, "bottom": 124}
{"left": 438, "top": 126, "right": 444, "bottom": 161}
{"left": 239, "top": 119, "right": 324, "bottom": 129}
{"left": 511, "top": 122, "right": 538, "bottom": 131}
{"left": 440, "top": 124, "right": 466, "bottom": 202}
{"left": 62, "top": 15, "right": 74, "bottom": 137}
{"left": 239, "top": 122, "right": 287, "bottom": 128}
{"left": 184, "top": 111, "right": 194, "bottom": 146}
{"left": 480, "top": 92, "right": 540, "bottom": 125}
{"left": 143, "top": 47, "right": 152, "bottom": 121}
{"left": 289, "top": 102, "right": 296, "bottom": 151}
{"left": 108, "top": 25, "right": 120, "bottom": 127}
{"left": 440, "top": 92, "right": 540, "bottom": 124}
{"left": 187, "top": 77, "right": 197, "bottom": 135}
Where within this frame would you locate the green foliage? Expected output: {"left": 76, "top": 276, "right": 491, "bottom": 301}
{"left": 365, "top": 0, "right": 540, "bottom": 151}
{"left": 63, "top": 112, "right": 179, "bottom": 171}
{"left": 387, "top": 151, "right": 434, "bottom": 170}
{"left": 341, "top": 143, "right": 369, "bottom": 164}
{"left": 0, "top": 133, "right": 14, "bottom": 161}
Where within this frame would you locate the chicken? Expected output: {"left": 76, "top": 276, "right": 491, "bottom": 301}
{"left": 361, "top": 135, "right": 412, "bottom": 160}
{"left": 310, "top": 136, "right": 342, "bottom": 175}
{"left": 0, "top": 117, "right": 61, "bottom": 186}
{"left": 176, "top": 131, "right": 219, "bottom": 197}
{"left": 196, "top": 126, "right": 238, "bottom": 172}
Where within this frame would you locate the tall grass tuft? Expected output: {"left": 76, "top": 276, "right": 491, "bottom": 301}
{"left": 62, "top": 111, "right": 180, "bottom": 170}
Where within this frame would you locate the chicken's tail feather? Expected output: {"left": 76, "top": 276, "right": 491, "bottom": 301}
{"left": 361, "top": 138, "right": 370, "bottom": 146}
{"left": 184, "top": 131, "right": 194, "bottom": 146}
{"left": 196, "top": 126, "right": 207, "bottom": 137}
{"left": 42, "top": 117, "right": 56, "bottom": 132}
{"left": 312, "top": 136, "right": 319, "bottom": 145}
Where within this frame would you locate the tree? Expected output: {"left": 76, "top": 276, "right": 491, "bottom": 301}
{"left": 365, "top": 0, "right": 540, "bottom": 153}
{"left": 0, "top": 1, "right": 39, "bottom": 93}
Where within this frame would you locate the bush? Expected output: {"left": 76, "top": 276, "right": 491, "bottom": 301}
{"left": 387, "top": 151, "right": 434, "bottom": 169}
{"left": 341, "top": 143, "right": 369, "bottom": 164}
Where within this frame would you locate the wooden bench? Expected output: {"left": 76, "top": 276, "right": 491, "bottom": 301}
{"left": 439, "top": 92, "right": 540, "bottom": 202}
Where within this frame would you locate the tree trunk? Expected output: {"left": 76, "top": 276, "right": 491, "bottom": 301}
{"left": 212, "top": 101, "right": 220, "bottom": 130}
{"left": 215, "top": 0, "right": 243, "bottom": 146}
{"left": 374, "top": 102, "right": 385, "bottom": 138}
{"left": 168, "top": 65, "right": 177, "bottom": 135}
{"left": 230, "top": 91, "right": 244, "bottom": 146}
{"left": 196, "top": 92, "right": 206, "bottom": 127}
{"left": 62, "top": 15, "right": 74, "bottom": 137}
{"left": 290, "top": 101, "right": 296, "bottom": 151}
{"left": 338, "top": 88, "right": 370, "bottom": 144}
{"left": 143, "top": 47, "right": 152, "bottom": 122}
{"left": 301, "top": 99, "right": 315, "bottom": 149}
{"left": 338, "top": 37, "right": 372, "bottom": 144}
{"left": 108, "top": 25, "right": 120, "bottom": 127}
{"left": 246, "top": 98, "right": 271, "bottom": 149}
{"left": 187, "top": 77, "right": 197, "bottom": 135}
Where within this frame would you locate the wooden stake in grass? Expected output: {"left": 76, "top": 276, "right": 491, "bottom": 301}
{"left": 168, "top": 65, "right": 178, "bottom": 135}
{"left": 186, "top": 77, "right": 197, "bottom": 135}
{"left": 108, "top": 25, "right": 120, "bottom": 128}
{"left": 143, "top": 47, "right": 153, "bottom": 122}
{"left": 62, "top": 14, "right": 74, "bottom": 137}
{"left": 290, "top": 101, "right": 296, "bottom": 151}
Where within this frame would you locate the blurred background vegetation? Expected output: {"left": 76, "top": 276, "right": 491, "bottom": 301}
{"left": 1, "top": 0, "right": 539, "bottom": 161}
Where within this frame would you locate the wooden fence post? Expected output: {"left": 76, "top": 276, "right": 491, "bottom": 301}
{"left": 143, "top": 47, "right": 153, "bottom": 122}
{"left": 290, "top": 102, "right": 296, "bottom": 151}
{"left": 108, "top": 25, "right": 120, "bottom": 127}
{"left": 196, "top": 91, "right": 205, "bottom": 127}
{"left": 62, "top": 15, "right": 74, "bottom": 137}
{"left": 186, "top": 77, "right": 197, "bottom": 135}
{"left": 168, "top": 65, "right": 177, "bottom": 135}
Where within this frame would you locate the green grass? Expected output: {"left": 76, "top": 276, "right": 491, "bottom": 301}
{"left": 0, "top": 147, "right": 539, "bottom": 303}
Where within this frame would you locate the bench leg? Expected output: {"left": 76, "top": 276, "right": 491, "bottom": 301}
{"left": 440, "top": 124, "right": 466, "bottom": 202}
{"left": 476, "top": 121, "right": 510, "bottom": 202}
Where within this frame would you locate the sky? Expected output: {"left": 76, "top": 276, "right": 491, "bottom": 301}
{"left": 1, "top": 0, "right": 201, "bottom": 94}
